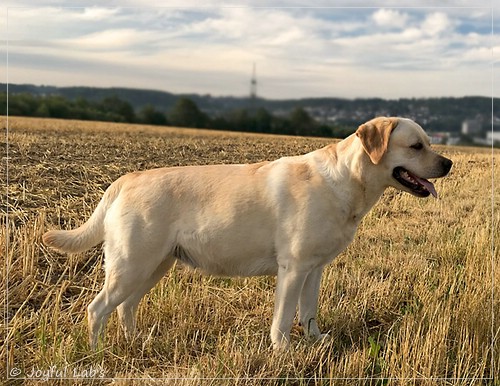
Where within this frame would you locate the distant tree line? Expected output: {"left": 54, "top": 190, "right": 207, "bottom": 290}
{"left": 0, "top": 92, "right": 354, "bottom": 138}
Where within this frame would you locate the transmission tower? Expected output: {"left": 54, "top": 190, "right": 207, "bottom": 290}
{"left": 250, "top": 63, "right": 257, "bottom": 108}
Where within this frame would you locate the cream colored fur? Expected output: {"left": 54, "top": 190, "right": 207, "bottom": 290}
{"left": 43, "top": 117, "right": 452, "bottom": 350}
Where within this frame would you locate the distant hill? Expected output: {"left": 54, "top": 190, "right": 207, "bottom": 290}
{"left": 2, "top": 83, "right": 497, "bottom": 133}
{"left": 2, "top": 83, "right": 250, "bottom": 116}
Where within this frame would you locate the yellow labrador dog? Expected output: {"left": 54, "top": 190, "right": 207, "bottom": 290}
{"left": 43, "top": 117, "right": 452, "bottom": 350}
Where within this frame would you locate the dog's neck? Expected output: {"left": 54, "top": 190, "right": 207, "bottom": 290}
{"left": 319, "top": 135, "right": 387, "bottom": 222}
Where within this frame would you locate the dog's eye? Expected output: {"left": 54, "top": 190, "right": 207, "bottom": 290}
{"left": 410, "top": 143, "right": 423, "bottom": 150}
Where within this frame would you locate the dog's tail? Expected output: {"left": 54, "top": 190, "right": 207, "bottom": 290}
{"left": 43, "top": 179, "right": 122, "bottom": 253}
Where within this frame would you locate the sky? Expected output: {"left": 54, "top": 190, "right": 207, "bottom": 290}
{"left": 1, "top": 1, "right": 499, "bottom": 100}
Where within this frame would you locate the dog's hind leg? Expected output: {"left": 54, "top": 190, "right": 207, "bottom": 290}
{"left": 87, "top": 268, "right": 138, "bottom": 349}
{"left": 116, "top": 256, "right": 175, "bottom": 341}
{"left": 87, "top": 241, "right": 165, "bottom": 349}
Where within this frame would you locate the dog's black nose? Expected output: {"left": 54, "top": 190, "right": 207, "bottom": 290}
{"left": 442, "top": 158, "right": 453, "bottom": 174}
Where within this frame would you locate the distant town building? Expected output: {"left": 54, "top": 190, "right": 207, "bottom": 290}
{"left": 487, "top": 131, "right": 500, "bottom": 144}
{"left": 429, "top": 132, "right": 460, "bottom": 146}
{"left": 430, "top": 133, "right": 448, "bottom": 145}
{"left": 461, "top": 118, "right": 483, "bottom": 135}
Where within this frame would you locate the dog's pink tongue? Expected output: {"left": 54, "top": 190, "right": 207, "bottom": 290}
{"left": 415, "top": 176, "right": 438, "bottom": 198}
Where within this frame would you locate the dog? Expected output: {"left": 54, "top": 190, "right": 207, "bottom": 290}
{"left": 43, "top": 117, "right": 452, "bottom": 350}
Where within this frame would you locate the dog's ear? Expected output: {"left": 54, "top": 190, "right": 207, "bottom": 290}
{"left": 356, "top": 117, "right": 399, "bottom": 165}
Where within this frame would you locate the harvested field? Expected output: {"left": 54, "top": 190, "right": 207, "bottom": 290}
{"left": 2, "top": 116, "right": 499, "bottom": 385}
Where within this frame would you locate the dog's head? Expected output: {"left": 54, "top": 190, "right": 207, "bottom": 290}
{"left": 356, "top": 117, "right": 453, "bottom": 198}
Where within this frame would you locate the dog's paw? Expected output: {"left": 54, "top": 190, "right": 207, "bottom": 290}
{"left": 312, "top": 333, "right": 331, "bottom": 345}
{"left": 272, "top": 338, "right": 291, "bottom": 351}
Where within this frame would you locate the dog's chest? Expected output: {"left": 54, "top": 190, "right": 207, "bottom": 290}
{"left": 320, "top": 217, "right": 359, "bottom": 263}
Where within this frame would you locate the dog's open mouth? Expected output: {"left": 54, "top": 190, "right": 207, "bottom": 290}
{"left": 392, "top": 167, "right": 437, "bottom": 198}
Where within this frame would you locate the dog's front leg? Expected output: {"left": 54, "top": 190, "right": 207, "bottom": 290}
{"left": 270, "top": 264, "right": 309, "bottom": 350}
{"left": 298, "top": 266, "right": 330, "bottom": 342}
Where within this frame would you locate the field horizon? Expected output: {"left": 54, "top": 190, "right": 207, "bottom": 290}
{"left": 2, "top": 116, "right": 499, "bottom": 385}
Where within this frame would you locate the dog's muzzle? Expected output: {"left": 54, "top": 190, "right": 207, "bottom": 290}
{"left": 393, "top": 156, "right": 452, "bottom": 198}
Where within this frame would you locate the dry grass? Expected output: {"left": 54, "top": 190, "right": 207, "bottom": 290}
{"left": 2, "top": 116, "right": 499, "bottom": 385}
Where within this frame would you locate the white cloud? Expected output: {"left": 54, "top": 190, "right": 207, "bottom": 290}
{"left": 372, "top": 9, "right": 410, "bottom": 29}
{"left": 61, "top": 28, "right": 155, "bottom": 51}
{"left": 78, "top": 7, "right": 119, "bottom": 21}
{"left": 421, "top": 12, "right": 454, "bottom": 36}
{"left": 463, "top": 46, "right": 497, "bottom": 63}
{"left": 1, "top": 5, "right": 497, "bottom": 98}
